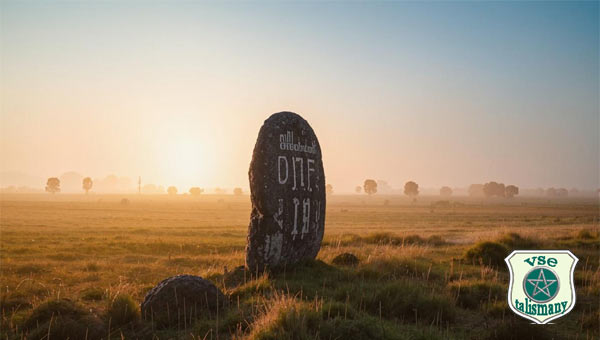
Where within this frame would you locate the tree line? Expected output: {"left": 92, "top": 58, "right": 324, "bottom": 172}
{"left": 44, "top": 177, "right": 244, "bottom": 196}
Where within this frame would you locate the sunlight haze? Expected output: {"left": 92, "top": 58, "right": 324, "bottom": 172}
{"left": 1, "top": 1, "right": 598, "bottom": 192}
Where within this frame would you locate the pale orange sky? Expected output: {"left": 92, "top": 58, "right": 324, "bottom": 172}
{"left": 1, "top": 2, "right": 598, "bottom": 192}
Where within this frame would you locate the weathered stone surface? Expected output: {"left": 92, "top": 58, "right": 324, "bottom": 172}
{"left": 141, "top": 275, "right": 225, "bottom": 328}
{"left": 246, "top": 111, "right": 326, "bottom": 272}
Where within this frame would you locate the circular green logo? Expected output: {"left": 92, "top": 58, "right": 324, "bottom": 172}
{"left": 523, "top": 267, "right": 559, "bottom": 303}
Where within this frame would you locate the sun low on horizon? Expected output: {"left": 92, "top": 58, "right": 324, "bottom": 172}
{"left": 0, "top": 1, "right": 598, "bottom": 193}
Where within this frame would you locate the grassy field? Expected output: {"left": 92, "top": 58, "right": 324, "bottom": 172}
{"left": 1, "top": 194, "right": 598, "bottom": 339}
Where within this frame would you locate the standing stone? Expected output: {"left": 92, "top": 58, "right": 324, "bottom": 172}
{"left": 246, "top": 111, "right": 326, "bottom": 272}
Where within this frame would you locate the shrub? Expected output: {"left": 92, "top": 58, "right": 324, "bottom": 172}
{"left": 464, "top": 241, "right": 508, "bottom": 267}
{"left": 106, "top": 294, "right": 139, "bottom": 327}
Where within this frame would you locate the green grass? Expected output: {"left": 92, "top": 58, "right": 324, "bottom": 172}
{"left": 0, "top": 194, "right": 598, "bottom": 339}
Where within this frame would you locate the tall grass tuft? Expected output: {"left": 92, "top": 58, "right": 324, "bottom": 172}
{"left": 106, "top": 294, "right": 140, "bottom": 327}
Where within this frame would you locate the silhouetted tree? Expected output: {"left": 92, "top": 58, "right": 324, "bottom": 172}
{"left": 468, "top": 184, "right": 484, "bottom": 197}
{"left": 404, "top": 181, "right": 419, "bottom": 198}
{"left": 364, "top": 179, "right": 377, "bottom": 195}
{"left": 355, "top": 186, "right": 362, "bottom": 194}
{"left": 189, "top": 187, "right": 204, "bottom": 196}
{"left": 483, "top": 182, "right": 505, "bottom": 197}
{"left": 45, "top": 177, "right": 60, "bottom": 194}
{"left": 505, "top": 185, "right": 519, "bottom": 198}
{"left": 440, "top": 186, "right": 452, "bottom": 197}
{"left": 326, "top": 184, "right": 333, "bottom": 195}
{"left": 233, "top": 187, "right": 243, "bottom": 196}
{"left": 82, "top": 177, "right": 93, "bottom": 194}
{"left": 167, "top": 186, "right": 178, "bottom": 195}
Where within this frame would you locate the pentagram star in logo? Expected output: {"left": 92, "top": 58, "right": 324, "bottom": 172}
{"left": 524, "top": 267, "right": 559, "bottom": 303}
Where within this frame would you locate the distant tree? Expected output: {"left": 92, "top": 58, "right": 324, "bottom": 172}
{"left": 214, "top": 187, "right": 226, "bottom": 194}
{"left": 546, "top": 187, "right": 557, "bottom": 197}
{"left": 364, "top": 179, "right": 377, "bottom": 195}
{"left": 326, "top": 184, "right": 333, "bottom": 195}
{"left": 189, "top": 187, "right": 204, "bottom": 196}
{"left": 440, "top": 186, "right": 453, "bottom": 197}
{"left": 82, "top": 177, "right": 93, "bottom": 194}
{"left": 505, "top": 185, "right": 519, "bottom": 198}
{"left": 468, "top": 184, "right": 484, "bottom": 197}
{"left": 355, "top": 186, "right": 362, "bottom": 194}
{"left": 404, "top": 181, "right": 419, "bottom": 198}
{"left": 483, "top": 182, "right": 505, "bottom": 198}
{"left": 167, "top": 186, "right": 178, "bottom": 195}
{"left": 233, "top": 187, "right": 243, "bottom": 196}
{"left": 45, "top": 177, "right": 60, "bottom": 194}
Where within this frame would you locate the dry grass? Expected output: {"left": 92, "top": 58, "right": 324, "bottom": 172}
{"left": 0, "top": 194, "right": 598, "bottom": 339}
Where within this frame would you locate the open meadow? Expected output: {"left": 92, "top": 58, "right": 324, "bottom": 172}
{"left": 1, "top": 194, "right": 598, "bottom": 340}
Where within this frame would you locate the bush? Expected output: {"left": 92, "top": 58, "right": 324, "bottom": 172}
{"left": 106, "top": 294, "right": 139, "bottom": 327}
{"left": 464, "top": 241, "right": 508, "bottom": 267}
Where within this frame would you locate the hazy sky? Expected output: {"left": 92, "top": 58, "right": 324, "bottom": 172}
{"left": 1, "top": 1, "right": 598, "bottom": 191}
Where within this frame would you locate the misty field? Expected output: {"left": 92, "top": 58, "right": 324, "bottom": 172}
{"left": 1, "top": 194, "right": 598, "bottom": 340}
